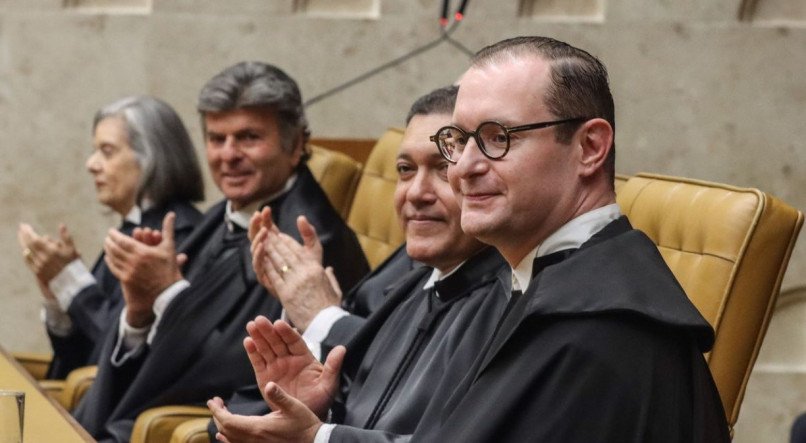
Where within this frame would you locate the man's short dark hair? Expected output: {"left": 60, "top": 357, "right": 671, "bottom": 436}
{"left": 472, "top": 36, "right": 616, "bottom": 184}
{"left": 197, "top": 61, "right": 310, "bottom": 160}
{"left": 406, "top": 85, "right": 459, "bottom": 124}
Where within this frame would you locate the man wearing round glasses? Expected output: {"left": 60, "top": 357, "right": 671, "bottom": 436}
{"left": 413, "top": 36, "right": 731, "bottom": 441}
{"left": 430, "top": 117, "right": 588, "bottom": 163}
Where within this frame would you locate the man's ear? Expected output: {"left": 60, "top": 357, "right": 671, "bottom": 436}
{"left": 576, "top": 118, "right": 613, "bottom": 178}
{"left": 290, "top": 133, "right": 306, "bottom": 167}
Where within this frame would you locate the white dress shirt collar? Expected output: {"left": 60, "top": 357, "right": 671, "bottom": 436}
{"left": 512, "top": 203, "right": 622, "bottom": 292}
{"left": 225, "top": 173, "right": 298, "bottom": 232}
{"left": 124, "top": 205, "right": 142, "bottom": 226}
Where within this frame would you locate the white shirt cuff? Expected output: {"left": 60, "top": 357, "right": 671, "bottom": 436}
{"left": 110, "top": 279, "right": 189, "bottom": 366}
{"left": 111, "top": 308, "right": 151, "bottom": 366}
{"left": 314, "top": 423, "right": 336, "bottom": 443}
{"left": 48, "top": 259, "right": 95, "bottom": 312}
{"left": 301, "top": 306, "right": 348, "bottom": 361}
{"left": 303, "top": 306, "right": 349, "bottom": 342}
{"left": 147, "top": 279, "right": 190, "bottom": 345}
{"left": 41, "top": 299, "right": 73, "bottom": 337}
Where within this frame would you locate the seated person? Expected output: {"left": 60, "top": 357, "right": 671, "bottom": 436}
{"left": 17, "top": 95, "right": 204, "bottom": 379}
{"left": 208, "top": 85, "right": 509, "bottom": 442}
{"left": 72, "top": 62, "right": 369, "bottom": 443}
{"left": 411, "top": 35, "right": 731, "bottom": 441}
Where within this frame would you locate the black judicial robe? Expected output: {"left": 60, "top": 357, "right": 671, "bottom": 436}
{"left": 412, "top": 217, "right": 731, "bottom": 443}
{"left": 322, "top": 244, "right": 418, "bottom": 353}
{"left": 46, "top": 201, "right": 202, "bottom": 379}
{"left": 74, "top": 165, "right": 369, "bottom": 443}
{"left": 206, "top": 245, "right": 416, "bottom": 438}
{"left": 328, "top": 246, "right": 508, "bottom": 441}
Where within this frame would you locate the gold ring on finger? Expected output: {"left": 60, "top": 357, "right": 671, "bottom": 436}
{"left": 23, "top": 248, "right": 33, "bottom": 261}
{"left": 281, "top": 264, "right": 290, "bottom": 274}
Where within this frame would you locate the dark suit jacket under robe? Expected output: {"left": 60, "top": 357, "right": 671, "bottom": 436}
{"left": 46, "top": 201, "right": 202, "bottom": 379}
{"left": 73, "top": 165, "right": 369, "bottom": 443}
{"left": 411, "top": 217, "right": 731, "bottom": 443}
{"left": 327, "top": 246, "right": 508, "bottom": 442}
{"left": 205, "top": 244, "right": 416, "bottom": 439}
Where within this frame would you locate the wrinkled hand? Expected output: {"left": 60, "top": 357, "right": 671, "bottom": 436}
{"left": 209, "top": 382, "right": 322, "bottom": 443}
{"left": 18, "top": 223, "right": 81, "bottom": 287}
{"left": 261, "top": 216, "right": 341, "bottom": 331}
{"left": 245, "top": 316, "right": 344, "bottom": 419}
{"left": 104, "top": 212, "right": 183, "bottom": 327}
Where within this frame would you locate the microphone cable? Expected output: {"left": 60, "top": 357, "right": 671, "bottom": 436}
{"left": 304, "top": 0, "right": 472, "bottom": 108}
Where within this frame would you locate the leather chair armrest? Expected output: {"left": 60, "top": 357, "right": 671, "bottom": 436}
{"left": 37, "top": 379, "right": 66, "bottom": 405}
{"left": 61, "top": 365, "right": 97, "bottom": 411}
{"left": 170, "top": 417, "right": 212, "bottom": 443}
{"left": 131, "top": 406, "right": 211, "bottom": 443}
{"left": 12, "top": 352, "right": 52, "bottom": 380}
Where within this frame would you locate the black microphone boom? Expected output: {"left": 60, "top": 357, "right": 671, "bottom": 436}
{"left": 455, "top": 0, "right": 470, "bottom": 21}
{"left": 303, "top": 1, "right": 473, "bottom": 108}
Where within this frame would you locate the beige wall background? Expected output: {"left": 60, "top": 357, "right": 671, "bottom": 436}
{"left": 0, "top": 0, "right": 803, "bottom": 440}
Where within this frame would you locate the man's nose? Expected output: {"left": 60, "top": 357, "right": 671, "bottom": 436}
{"left": 408, "top": 171, "right": 437, "bottom": 203}
{"left": 220, "top": 137, "right": 243, "bottom": 161}
{"left": 453, "top": 136, "right": 486, "bottom": 176}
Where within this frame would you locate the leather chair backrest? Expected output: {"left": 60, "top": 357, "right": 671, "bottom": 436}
{"left": 307, "top": 144, "right": 363, "bottom": 220}
{"left": 347, "top": 128, "right": 406, "bottom": 268}
{"left": 616, "top": 172, "right": 803, "bottom": 433}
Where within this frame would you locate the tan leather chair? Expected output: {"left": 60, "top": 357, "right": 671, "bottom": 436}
{"left": 12, "top": 351, "right": 51, "bottom": 380}
{"left": 130, "top": 406, "right": 211, "bottom": 443}
{"left": 13, "top": 352, "right": 96, "bottom": 411}
{"left": 307, "top": 144, "right": 363, "bottom": 220}
{"left": 346, "top": 128, "right": 406, "bottom": 268}
{"left": 169, "top": 418, "right": 212, "bottom": 443}
{"left": 59, "top": 365, "right": 98, "bottom": 411}
{"left": 616, "top": 172, "right": 803, "bottom": 435}
{"left": 11, "top": 351, "right": 72, "bottom": 406}
{"left": 10, "top": 352, "right": 97, "bottom": 413}
{"left": 614, "top": 173, "right": 630, "bottom": 194}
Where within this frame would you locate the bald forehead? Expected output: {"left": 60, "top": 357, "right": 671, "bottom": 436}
{"left": 454, "top": 57, "right": 552, "bottom": 126}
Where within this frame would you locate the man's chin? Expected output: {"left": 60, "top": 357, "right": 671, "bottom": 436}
{"left": 460, "top": 215, "right": 492, "bottom": 236}
{"left": 405, "top": 243, "right": 442, "bottom": 265}
{"left": 222, "top": 190, "right": 258, "bottom": 210}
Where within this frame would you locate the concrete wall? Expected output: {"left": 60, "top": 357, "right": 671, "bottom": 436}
{"left": 0, "top": 0, "right": 803, "bottom": 440}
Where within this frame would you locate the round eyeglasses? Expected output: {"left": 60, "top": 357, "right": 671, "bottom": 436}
{"left": 429, "top": 117, "right": 588, "bottom": 163}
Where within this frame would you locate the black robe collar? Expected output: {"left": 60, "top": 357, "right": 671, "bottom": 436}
{"left": 433, "top": 246, "right": 504, "bottom": 303}
{"left": 526, "top": 216, "right": 715, "bottom": 351}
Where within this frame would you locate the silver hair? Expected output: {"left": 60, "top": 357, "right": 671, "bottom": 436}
{"left": 197, "top": 61, "right": 310, "bottom": 158}
{"left": 93, "top": 96, "right": 205, "bottom": 208}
